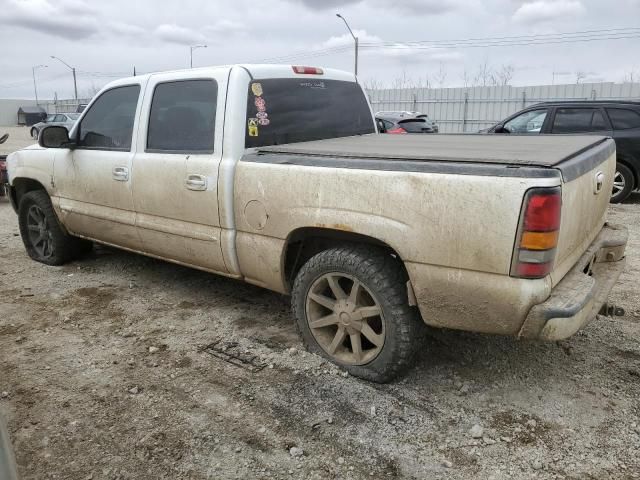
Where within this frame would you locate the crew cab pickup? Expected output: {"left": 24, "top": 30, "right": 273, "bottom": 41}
{"left": 6, "top": 64, "right": 628, "bottom": 382}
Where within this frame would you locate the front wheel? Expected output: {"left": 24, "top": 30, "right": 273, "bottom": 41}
{"left": 18, "top": 190, "right": 92, "bottom": 265}
{"left": 30, "top": 128, "right": 38, "bottom": 139}
{"left": 611, "top": 163, "right": 634, "bottom": 203}
{"left": 291, "top": 245, "right": 424, "bottom": 383}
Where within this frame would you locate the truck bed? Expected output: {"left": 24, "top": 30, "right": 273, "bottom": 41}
{"left": 253, "top": 134, "right": 614, "bottom": 181}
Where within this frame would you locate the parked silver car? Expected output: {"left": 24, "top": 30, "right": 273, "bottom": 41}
{"left": 376, "top": 111, "right": 439, "bottom": 134}
{"left": 30, "top": 113, "right": 80, "bottom": 139}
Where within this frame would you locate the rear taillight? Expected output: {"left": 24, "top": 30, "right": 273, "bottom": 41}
{"left": 511, "top": 187, "right": 562, "bottom": 279}
{"left": 292, "top": 66, "right": 324, "bottom": 75}
{"left": 387, "top": 127, "right": 407, "bottom": 134}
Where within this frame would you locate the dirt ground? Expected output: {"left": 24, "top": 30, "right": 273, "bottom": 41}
{"left": 1, "top": 188, "right": 639, "bottom": 479}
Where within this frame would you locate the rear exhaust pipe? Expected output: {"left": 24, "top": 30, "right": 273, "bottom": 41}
{"left": 600, "top": 303, "right": 625, "bottom": 317}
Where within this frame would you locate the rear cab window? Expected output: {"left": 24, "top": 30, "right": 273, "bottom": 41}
{"left": 607, "top": 108, "right": 640, "bottom": 130}
{"left": 245, "top": 78, "right": 374, "bottom": 148}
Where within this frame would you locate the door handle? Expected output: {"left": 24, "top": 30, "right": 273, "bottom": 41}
{"left": 112, "top": 166, "right": 129, "bottom": 181}
{"left": 185, "top": 174, "right": 207, "bottom": 191}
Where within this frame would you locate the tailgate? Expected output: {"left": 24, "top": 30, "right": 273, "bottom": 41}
{"left": 551, "top": 138, "right": 617, "bottom": 286}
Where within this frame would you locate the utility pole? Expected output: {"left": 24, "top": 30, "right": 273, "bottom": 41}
{"left": 32, "top": 64, "right": 47, "bottom": 105}
{"left": 50, "top": 56, "right": 78, "bottom": 100}
{"left": 190, "top": 44, "right": 207, "bottom": 68}
{"left": 336, "top": 13, "right": 358, "bottom": 77}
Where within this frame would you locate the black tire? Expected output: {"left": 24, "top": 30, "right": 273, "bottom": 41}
{"left": 291, "top": 245, "right": 424, "bottom": 383}
{"left": 610, "top": 163, "right": 634, "bottom": 204}
{"left": 18, "top": 190, "right": 92, "bottom": 265}
{"left": 30, "top": 128, "right": 38, "bottom": 139}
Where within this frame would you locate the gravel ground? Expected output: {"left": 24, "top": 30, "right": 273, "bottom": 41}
{"left": 0, "top": 191, "right": 639, "bottom": 480}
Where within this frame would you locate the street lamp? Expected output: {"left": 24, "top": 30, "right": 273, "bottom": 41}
{"left": 190, "top": 44, "right": 207, "bottom": 68}
{"left": 32, "top": 64, "right": 47, "bottom": 105}
{"left": 336, "top": 13, "right": 358, "bottom": 76}
{"left": 50, "top": 56, "right": 78, "bottom": 100}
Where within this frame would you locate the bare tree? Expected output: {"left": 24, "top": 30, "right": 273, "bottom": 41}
{"left": 473, "top": 60, "right": 492, "bottom": 87}
{"left": 434, "top": 62, "right": 448, "bottom": 88}
{"left": 575, "top": 71, "right": 587, "bottom": 84}
{"left": 460, "top": 68, "right": 471, "bottom": 89}
{"left": 494, "top": 64, "right": 515, "bottom": 86}
{"left": 361, "top": 78, "right": 382, "bottom": 91}
{"left": 623, "top": 68, "right": 639, "bottom": 83}
{"left": 81, "top": 82, "right": 102, "bottom": 99}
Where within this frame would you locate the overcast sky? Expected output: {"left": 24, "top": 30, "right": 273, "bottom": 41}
{"left": 1, "top": 0, "right": 639, "bottom": 100}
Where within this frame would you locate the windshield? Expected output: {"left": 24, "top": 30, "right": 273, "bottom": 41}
{"left": 67, "top": 113, "right": 80, "bottom": 120}
{"left": 245, "top": 78, "right": 374, "bottom": 148}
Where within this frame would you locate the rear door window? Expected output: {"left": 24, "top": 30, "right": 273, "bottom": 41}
{"left": 245, "top": 78, "right": 374, "bottom": 148}
{"left": 551, "top": 108, "right": 608, "bottom": 133}
{"left": 607, "top": 108, "right": 640, "bottom": 130}
{"left": 77, "top": 85, "right": 141, "bottom": 151}
{"left": 147, "top": 79, "right": 217, "bottom": 153}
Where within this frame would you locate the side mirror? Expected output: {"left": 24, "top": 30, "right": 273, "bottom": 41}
{"left": 494, "top": 124, "right": 508, "bottom": 134}
{"left": 38, "top": 126, "right": 74, "bottom": 149}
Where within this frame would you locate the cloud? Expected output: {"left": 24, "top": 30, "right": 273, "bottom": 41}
{"left": 318, "top": 29, "right": 462, "bottom": 65}
{"left": 293, "top": 0, "right": 360, "bottom": 8}
{"left": 319, "top": 29, "right": 382, "bottom": 49}
{"left": 0, "top": 0, "right": 100, "bottom": 39}
{"left": 205, "top": 19, "right": 246, "bottom": 36}
{"left": 290, "top": 0, "right": 457, "bottom": 14}
{"left": 154, "top": 24, "right": 207, "bottom": 45}
{"left": 108, "top": 22, "right": 146, "bottom": 37}
{"left": 512, "top": 0, "right": 585, "bottom": 24}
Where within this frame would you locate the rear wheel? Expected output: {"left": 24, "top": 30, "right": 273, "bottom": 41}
{"left": 18, "top": 190, "right": 92, "bottom": 265}
{"left": 30, "top": 128, "right": 38, "bottom": 139}
{"left": 611, "top": 163, "right": 634, "bottom": 203}
{"left": 291, "top": 245, "right": 424, "bottom": 383}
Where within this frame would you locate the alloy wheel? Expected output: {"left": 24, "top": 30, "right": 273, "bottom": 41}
{"left": 26, "top": 204, "right": 55, "bottom": 259}
{"left": 305, "top": 272, "right": 385, "bottom": 365}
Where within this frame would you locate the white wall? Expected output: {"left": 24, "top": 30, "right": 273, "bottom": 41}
{"left": 368, "top": 82, "right": 640, "bottom": 133}
{"left": 0, "top": 99, "right": 38, "bottom": 126}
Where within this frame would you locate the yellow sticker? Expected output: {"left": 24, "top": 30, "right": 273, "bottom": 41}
{"left": 251, "top": 82, "right": 263, "bottom": 97}
{"left": 248, "top": 118, "right": 259, "bottom": 136}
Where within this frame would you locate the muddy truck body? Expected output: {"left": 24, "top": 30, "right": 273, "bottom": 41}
{"left": 6, "top": 64, "right": 628, "bottom": 381}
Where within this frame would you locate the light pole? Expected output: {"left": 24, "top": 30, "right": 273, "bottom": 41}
{"left": 50, "top": 56, "right": 78, "bottom": 100}
{"left": 336, "top": 13, "right": 358, "bottom": 77}
{"left": 32, "top": 64, "right": 47, "bottom": 105}
{"left": 190, "top": 44, "right": 207, "bottom": 68}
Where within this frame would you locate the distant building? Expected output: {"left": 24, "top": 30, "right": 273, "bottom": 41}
{"left": 17, "top": 106, "right": 46, "bottom": 126}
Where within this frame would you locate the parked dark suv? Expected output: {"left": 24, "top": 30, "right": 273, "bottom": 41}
{"left": 485, "top": 101, "right": 640, "bottom": 203}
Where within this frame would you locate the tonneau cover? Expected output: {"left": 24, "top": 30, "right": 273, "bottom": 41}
{"left": 257, "top": 133, "right": 610, "bottom": 168}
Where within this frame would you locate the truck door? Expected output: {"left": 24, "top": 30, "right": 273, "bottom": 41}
{"left": 130, "top": 71, "right": 228, "bottom": 273}
{"left": 53, "top": 82, "right": 145, "bottom": 250}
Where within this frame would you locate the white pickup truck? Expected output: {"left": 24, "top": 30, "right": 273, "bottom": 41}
{"left": 6, "top": 64, "right": 628, "bottom": 382}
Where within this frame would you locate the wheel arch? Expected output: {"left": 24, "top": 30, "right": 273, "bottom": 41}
{"left": 616, "top": 155, "right": 639, "bottom": 190}
{"left": 282, "top": 227, "right": 412, "bottom": 295}
{"left": 9, "top": 177, "right": 48, "bottom": 213}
